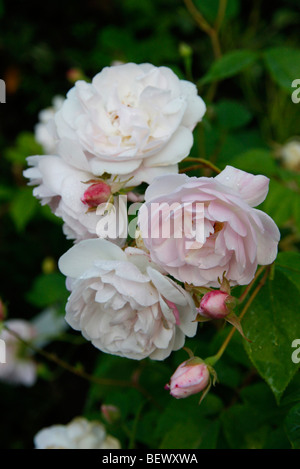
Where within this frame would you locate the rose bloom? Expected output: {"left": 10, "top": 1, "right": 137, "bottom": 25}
{"left": 54, "top": 62, "right": 206, "bottom": 185}
{"left": 24, "top": 152, "right": 128, "bottom": 244}
{"left": 34, "top": 95, "right": 64, "bottom": 154}
{"left": 34, "top": 417, "right": 121, "bottom": 449}
{"left": 0, "top": 319, "right": 37, "bottom": 387}
{"left": 58, "top": 239, "right": 197, "bottom": 360}
{"left": 138, "top": 166, "right": 280, "bottom": 287}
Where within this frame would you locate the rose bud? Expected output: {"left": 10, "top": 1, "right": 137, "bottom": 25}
{"left": 81, "top": 181, "right": 111, "bottom": 208}
{"left": 101, "top": 404, "right": 121, "bottom": 425}
{"left": 66, "top": 68, "right": 85, "bottom": 83}
{"left": 165, "top": 358, "right": 210, "bottom": 399}
{"left": 197, "top": 290, "right": 236, "bottom": 319}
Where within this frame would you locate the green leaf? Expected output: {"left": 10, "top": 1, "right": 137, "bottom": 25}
{"left": 10, "top": 187, "right": 38, "bottom": 231}
{"left": 243, "top": 269, "right": 300, "bottom": 403}
{"left": 229, "top": 148, "right": 278, "bottom": 178}
{"left": 0, "top": 185, "right": 14, "bottom": 201}
{"left": 264, "top": 47, "right": 300, "bottom": 92}
{"left": 221, "top": 404, "right": 271, "bottom": 449}
{"left": 285, "top": 403, "right": 300, "bottom": 449}
{"left": 200, "top": 50, "right": 258, "bottom": 84}
{"left": 155, "top": 394, "right": 223, "bottom": 441}
{"left": 276, "top": 252, "right": 300, "bottom": 294}
{"left": 4, "top": 132, "right": 43, "bottom": 165}
{"left": 261, "top": 179, "right": 300, "bottom": 227}
{"left": 27, "top": 272, "right": 69, "bottom": 308}
{"left": 215, "top": 99, "right": 252, "bottom": 130}
{"left": 159, "top": 419, "right": 203, "bottom": 449}
{"left": 156, "top": 397, "right": 221, "bottom": 449}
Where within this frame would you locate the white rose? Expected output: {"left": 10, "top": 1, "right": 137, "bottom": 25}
{"left": 34, "top": 95, "right": 65, "bottom": 154}
{"left": 34, "top": 417, "right": 121, "bottom": 449}
{"left": 24, "top": 152, "right": 128, "bottom": 245}
{"left": 0, "top": 319, "right": 37, "bottom": 387}
{"left": 58, "top": 239, "right": 197, "bottom": 360}
{"left": 54, "top": 62, "right": 206, "bottom": 185}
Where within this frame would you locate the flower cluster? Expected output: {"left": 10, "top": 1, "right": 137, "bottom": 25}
{"left": 24, "top": 62, "right": 280, "bottom": 399}
{"left": 25, "top": 62, "right": 206, "bottom": 243}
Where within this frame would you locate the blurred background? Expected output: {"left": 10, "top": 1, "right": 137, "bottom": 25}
{"left": 0, "top": 0, "right": 300, "bottom": 449}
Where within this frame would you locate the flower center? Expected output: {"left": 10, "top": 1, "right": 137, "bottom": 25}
{"left": 214, "top": 222, "right": 224, "bottom": 233}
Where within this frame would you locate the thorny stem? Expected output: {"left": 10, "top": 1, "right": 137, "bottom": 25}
{"left": 206, "top": 266, "right": 270, "bottom": 366}
{"left": 3, "top": 325, "right": 158, "bottom": 406}
{"left": 182, "top": 157, "right": 221, "bottom": 174}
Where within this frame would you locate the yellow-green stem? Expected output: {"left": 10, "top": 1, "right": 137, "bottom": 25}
{"left": 183, "top": 157, "right": 221, "bottom": 174}
{"left": 183, "top": 0, "right": 222, "bottom": 59}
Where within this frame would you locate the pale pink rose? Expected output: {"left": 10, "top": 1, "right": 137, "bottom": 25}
{"left": 54, "top": 62, "right": 206, "bottom": 185}
{"left": 138, "top": 166, "right": 280, "bottom": 287}
{"left": 34, "top": 417, "right": 121, "bottom": 449}
{"left": 34, "top": 95, "right": 64, "bottom": 154}
{"left": 58, "top": 239, "right": 197, "bottom": 360}
{"left": 165, "top": 359, "right": 210, "bottom": 399}
{"left": 0, "top": 319, "right": 37, "bottom": 387}
{"left": 24, "top": 154, "right": 128, "bottom": 245}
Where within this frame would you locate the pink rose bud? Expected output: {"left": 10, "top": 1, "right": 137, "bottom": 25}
{"left": 165, "top": 358, "right": 210, "bottom": 399}
{"left": 101, "top": 404, "right": 120, "bottom": 424}
{"left": 81, "top": 182, "right": 111, "bottom": 208}
{"left": 198, "top": 290, "right": 232, "bottom": 319}
{"left": 66, "top": 68, "right": 85, "bottom": 83}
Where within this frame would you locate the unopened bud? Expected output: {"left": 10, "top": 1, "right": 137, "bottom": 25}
{"left": 101, "top": 404, "right": 120, "bottom": 424}
{"left": 42, "top": 257, "right": 56, "bottom": 274}
{"left": 165, "top": 358, "right": 210, "bottom": 399}
{"left": 279, "top": 140, "right": 300, "bottom": 171}
{"left": 81, "top": 182, "right": 111, "bottom": 208}
{"left": 66, "top": 68, "right": 85, "bottom": 83}
{"left": 198, "top": 290, "right": 233, "bottom": 319}
{"left": 179, "top": 42, "right": 192, "bottom": 58}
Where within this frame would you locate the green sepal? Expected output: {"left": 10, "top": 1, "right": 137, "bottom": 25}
{"left": 226, "top": 312, "right": 251, "bottom": 342}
